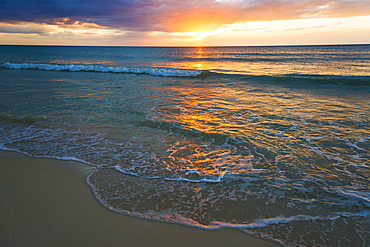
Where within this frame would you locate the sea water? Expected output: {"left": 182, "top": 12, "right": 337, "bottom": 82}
{"left": 1, "top": 45, "right": 369, "bottom": 246}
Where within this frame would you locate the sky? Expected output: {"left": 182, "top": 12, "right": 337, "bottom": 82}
{"left": 0, "top": 0, "right": 369, "bottom": 46}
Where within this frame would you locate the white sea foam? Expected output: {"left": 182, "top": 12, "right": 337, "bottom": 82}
{"left": 210, "top": 214, "right": 333, "bottom": 229}
{"left": 163, "top": 173, "right": 225, "bottom": 183}
{"left": 0, "top": 62, "right": 202, "bottom": 77}
{"left": 328, "top": 188, "right": 370, "bottom": 207}
{"left": 112, "top": 164, "right": 225, "bottom": 183}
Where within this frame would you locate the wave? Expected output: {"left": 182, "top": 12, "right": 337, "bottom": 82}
{"left": 0, "top": 62, "right": 202, "bottom": 77}
{"left": 86, "top": 166, "right": 370, "bottom": 246}
{"left": 203, "top": 70, "right": 370, "bottom": 85}
{"left": 0, "top": 122, "right": 232, "bottom": 183}
{"left": 2, "top": 61, "right": 368, "bottom": 84}
{"left": 0, "top": 114, "right": 46, "bottom": 125}
{"left": 133, "top": 119, "right": 232, "bottom": 145}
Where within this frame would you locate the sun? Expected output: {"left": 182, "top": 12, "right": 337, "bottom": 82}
{"left": 176, "top": 30, "right": 216, "bottom": 41}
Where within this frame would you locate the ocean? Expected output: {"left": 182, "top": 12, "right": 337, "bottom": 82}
{"left": 0, "top": 44, "right": 369, "bottom": 246}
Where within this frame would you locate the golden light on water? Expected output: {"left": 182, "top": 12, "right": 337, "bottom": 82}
{"left": 158, "top": 89, "right": 257, "bottom": 176}
{"left": 196, "top": 47, "right": 203, "bottom": 57}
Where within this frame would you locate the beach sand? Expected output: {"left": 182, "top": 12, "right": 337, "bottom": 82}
{"left": 0, "top": 150, "right": 279, "bottom": 247}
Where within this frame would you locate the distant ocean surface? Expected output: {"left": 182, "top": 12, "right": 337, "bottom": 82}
{"left": 1, "top": 45, "right": 369, "bottom": 246}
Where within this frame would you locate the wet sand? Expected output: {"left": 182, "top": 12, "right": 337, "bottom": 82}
{"left": 0, "top": 150, "right": 279, "bottom": 247}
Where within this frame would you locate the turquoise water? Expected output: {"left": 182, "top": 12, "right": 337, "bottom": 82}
{"left": 1, "top": 45, "right": 369, "bottom": 246}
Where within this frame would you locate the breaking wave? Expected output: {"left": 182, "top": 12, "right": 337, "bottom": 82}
{"left": 0, "top": 62, "right": 202, "bottom": 77}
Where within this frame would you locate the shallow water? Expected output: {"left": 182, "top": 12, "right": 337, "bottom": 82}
{"left": 1, "top": 45, "right": 369, "bottom": 246}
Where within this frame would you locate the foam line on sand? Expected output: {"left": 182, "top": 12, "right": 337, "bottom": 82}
{"left": 0, "top": 150, "right": 279, "bottom": 247}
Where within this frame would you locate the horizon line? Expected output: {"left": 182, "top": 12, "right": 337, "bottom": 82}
{"left": 1, "top": 43, "right": 369, "bottom": 48}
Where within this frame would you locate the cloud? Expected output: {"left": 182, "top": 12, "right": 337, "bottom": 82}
{"left": 0, "top": 0, "right": 369, "bottom": 33}
{"left": 0, "top": 22, "right": 55, "bottom": 35}
{"left": 284, "top": 25, "right": 327, "bottom": 32}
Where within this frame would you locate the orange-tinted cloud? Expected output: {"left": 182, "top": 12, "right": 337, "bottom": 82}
{"left": 162, "top": 0, "right": 370, "bottom": 32}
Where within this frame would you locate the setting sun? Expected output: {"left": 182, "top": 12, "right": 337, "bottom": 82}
{"left": 0, "top": 0, "right": 368, "bottom": 46}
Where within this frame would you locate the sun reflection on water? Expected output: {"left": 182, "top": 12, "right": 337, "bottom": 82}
{"left": 147, "top": 75, "right": 369, "bottom": 183}
{"left": 155, "top": 46, "right": 370, "bottom": 76}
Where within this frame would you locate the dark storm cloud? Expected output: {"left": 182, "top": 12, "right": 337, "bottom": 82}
{"left": 0, "top": 0, "right": 170, "bottom": 31}
{"left": 0, "top": 0, "right": 136, "bottom": 25}
{"left": 1, "top": 0, "right": 369, "bottom": 32}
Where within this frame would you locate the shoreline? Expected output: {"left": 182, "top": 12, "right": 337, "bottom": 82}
{"left": 0, "top": 150, "right": 279, "bottom": 247}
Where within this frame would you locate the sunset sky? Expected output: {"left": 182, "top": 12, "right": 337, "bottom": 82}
{"left": 0, "top": 0, "right": 369, "bottom": 46}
